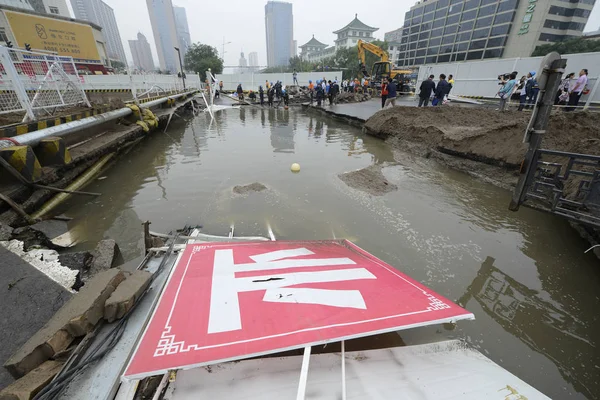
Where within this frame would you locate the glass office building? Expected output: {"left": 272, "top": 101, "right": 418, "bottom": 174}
{"left": 390, "top": 0, "right": 594, "bottom": 66}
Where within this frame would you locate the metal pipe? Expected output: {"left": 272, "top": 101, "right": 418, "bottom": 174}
{"left": 3, "top": 91, "right": 197, "bottom": 149}
{"left": 31, "top": 153, "right": 115, "bottom": 220}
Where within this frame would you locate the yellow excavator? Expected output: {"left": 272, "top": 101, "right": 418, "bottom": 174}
{"left": 357, "top": 39, "right": 415, "bottom": 93}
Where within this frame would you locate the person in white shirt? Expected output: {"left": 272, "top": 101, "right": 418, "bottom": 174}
{"left": 566, "top": 68, "right": 588, "bottom": 111}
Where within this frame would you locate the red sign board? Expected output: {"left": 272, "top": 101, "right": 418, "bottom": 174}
{"left": 124, "top": 240, "right": 473, "bottom": 379}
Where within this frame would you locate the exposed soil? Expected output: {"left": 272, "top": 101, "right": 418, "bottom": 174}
{"left": 233, "top": 182, "right": 268, "bottom": 195}
{"left": 338, "top": 165, "right": 398, "bottom": 196}
{"left": 364, "top": 107, "right": 600, "bottom": 167}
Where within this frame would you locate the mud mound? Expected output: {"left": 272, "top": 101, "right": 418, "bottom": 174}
{"left": 233, "top": 182, "right": 267, "bottom": 195}
{"left": 364, "top": 107, "right": 600, "bottom": 166}
{"left": 339, "top": 165, "right": 398, "bottom": 196}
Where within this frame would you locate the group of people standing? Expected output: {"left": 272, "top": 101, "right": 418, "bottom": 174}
{"left": 308, "top": 79, "right": 340, "bottom": 107}
{"left": 417, "top": 74, "right": 454, "bottom": 107}
{"left": 497, "top": 68, "right": 588, "bottom": 112}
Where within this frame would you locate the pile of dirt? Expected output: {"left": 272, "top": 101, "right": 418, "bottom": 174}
{"left": 364, "top": 107, "right": 600, "bottom": 167}
{"left": 338, "top": 165, "right": 398, "bottom": 196}
{"left": 233, "top": 182, "right": 267, "bottom": 195}
{"left": 285, "top": 86, "right": 371, "bottom": 105}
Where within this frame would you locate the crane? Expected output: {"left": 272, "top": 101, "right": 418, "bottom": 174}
{"left": 357, "top": 40, "right": 415, "bottom": 93}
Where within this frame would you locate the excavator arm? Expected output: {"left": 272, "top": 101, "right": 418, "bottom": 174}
{"left": 357, "top": 40, "right": 389, "bottom": 64}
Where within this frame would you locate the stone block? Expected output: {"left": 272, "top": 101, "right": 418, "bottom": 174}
{"left": 33, "top": 137, "right": 71, "bottom": 167}
{"left": 0, "top": 146, "right": 42, "bottom": 182}
{"left": 4, "top": 269, "right": 126, "bottom": 378}
{"left": 90, "top": 239, "right": 124, "bottom": 275}
{"left": 104, "top": 270, "right": 152, "bottom": 323}
{"left": 0, "top": 360, "right": 63, "bottom": 400}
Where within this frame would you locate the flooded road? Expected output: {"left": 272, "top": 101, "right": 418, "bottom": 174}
{"left": 63, "top": 107, "right": 600, "bottom": 399}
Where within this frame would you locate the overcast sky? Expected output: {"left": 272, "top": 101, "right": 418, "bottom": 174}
{"left": 97, "top": 0, "right": 600, "bottom": 68}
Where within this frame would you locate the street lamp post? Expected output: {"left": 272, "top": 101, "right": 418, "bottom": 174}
{"left": 174, "top": 46, "right": 186, "bottom": 90}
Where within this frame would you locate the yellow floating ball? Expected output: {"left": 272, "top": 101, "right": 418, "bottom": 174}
{"left": 291, "top": 163, "right": 301, "bottom": 173}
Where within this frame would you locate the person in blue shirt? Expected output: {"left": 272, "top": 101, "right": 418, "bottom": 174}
{"left": 384, "top": 78, "right": 398, "bottom": 108}
{"left": 497, "top": 72, "right": 518, "bottom": 111}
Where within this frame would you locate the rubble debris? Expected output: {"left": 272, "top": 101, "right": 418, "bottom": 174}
{"left": 104, "top": 270, "right": 152, "bottom": 323}
{"left": 0, "top": 360, "right": 63, "bottom": 400}
{"left": 90, "top": 239, "right": 124, "bottom": 275}
{"left": 232, "top": 182, "right": 268, "bottom": 195}
{"left": 4, "top": 269, "right": 126, "bottom": 379}
{"left": 58, "top": 251, "right": 93, "bottom": 291}
{"left": 339, "top": 165, "right": 398, "bottom": 196}
{"left": 0, "top": 222, "right": 13, "bottom": 241}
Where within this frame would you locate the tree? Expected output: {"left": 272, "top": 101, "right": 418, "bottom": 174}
{"left": 110, "top": 60, "right": 126, "bottom": 71}
{"left": 184, "top": 43, "right": 224, "bottom": 81}
{"left": 532, "top": 37, "right": 600, "bottom": 57}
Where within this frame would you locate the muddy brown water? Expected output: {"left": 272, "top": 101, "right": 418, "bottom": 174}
{"left": 61, "top": 107, "right": 600, "bottom": 399}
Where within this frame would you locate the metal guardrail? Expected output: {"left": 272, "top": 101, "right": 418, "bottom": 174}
{"left": 524, "top": 149, "right": 600, "bottom": 226}
{"left": 0, "top": 91, "right": 196, "bottom": 148}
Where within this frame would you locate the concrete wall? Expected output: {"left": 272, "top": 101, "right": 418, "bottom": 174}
{"left": 417, "top": 52, "right": 599, "bottom": 103}
{"left": 215, "top": 71, "right": 343, "bottom": 91}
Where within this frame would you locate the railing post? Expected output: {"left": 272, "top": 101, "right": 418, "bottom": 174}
{"left": 0, "top": 46, "right": 35, "bottom": 121}
{"left": 509, "top": 53, "right": 567, "bottom": 211}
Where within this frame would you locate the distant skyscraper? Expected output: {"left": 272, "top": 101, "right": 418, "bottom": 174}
{"left": 264, "top": 1, "right": 294, "bottom": 67}
{"left": 248, "top": 52, "right": 258, "bottom": 72}
{"left": 238, "top": 51, "right": 247, "bottom": 73}
{"left": 146, "top": 0, "right": 179, "bottom": 73}
{"left": 129, "top": 33, "right": 155, "bottom": 71}
{"left": 70, "top": 0, "right": 127, "bottom": 63}
{"left": 173, "top": 6, "right": 191, "bottom": 58}
{"left": 248, "top": 52, "right": 258, "bottom": 66}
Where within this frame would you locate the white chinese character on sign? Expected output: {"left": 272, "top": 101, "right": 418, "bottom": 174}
{"left": 208, "top": 248, "right": 376, "bottom": 334}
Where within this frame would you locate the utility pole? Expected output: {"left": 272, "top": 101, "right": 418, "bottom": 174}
{"left": 221, "top": 37, "right": 231, "bottom": 62}
{"left": 509, "top": 52, "right": 566, "bottom": 211}
{"left": 174, "top": 47, "right": 186, "bottom": 90}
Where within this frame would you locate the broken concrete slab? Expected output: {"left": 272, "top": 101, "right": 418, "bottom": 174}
{"left": 0, "top": 360, "right": 63, "bottom": 400}
{"left": 11, "top": 220, "right": 69, "bottom": 252}
{"left": 3, "top": 269, "right": 126, "bottom": 379}
{"left": 0, "top": 223, "right": 13, "bottom": 241}
{"left": 104, "top": 270, "right": 152, "bottom": 323}
{"left": 0, "top": 247, "right": 71, "bottom": 389}
{"left": 90, "top": 239, "right": 124, "bottom": 275}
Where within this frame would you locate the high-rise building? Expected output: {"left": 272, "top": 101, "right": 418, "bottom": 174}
{"left": 146, "top": 0, "right": 179, "bottom": 73}
{"left": 129, "top": 32, "right": 155, "bottom": 71}
{"left": 0, "top": 0, "right": 70, "bottom": 17}
{"left": 70, "top": 0, "right": 127, "bottom": 63}
{"left": 173, "top": 6, "right": 191, "bottom": 57}
{"left": 264, "top": 1, "right": 294, "bottom": 67}
{"left": 248, "top": 52, "right": 258, "bottom": 66}
{"left": 248, "top": 51, "right": 258, "bottom": 72}
{"left": 390, "top": 0, "right": 594, "bottom": 67}
{"left": 238, "top": 50, "right": 247, "bottom": 73}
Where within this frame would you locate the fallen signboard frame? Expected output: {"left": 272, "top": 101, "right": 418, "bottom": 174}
{"left": 123, "top": 240, "right": 474, "bottom": 380}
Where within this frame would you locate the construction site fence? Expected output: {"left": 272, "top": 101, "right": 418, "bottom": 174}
{"left": 416, "top": 51, "right": 600, "bottom": 108}
{"left": 215, "top": 71, "right": 343, "bottom": 91}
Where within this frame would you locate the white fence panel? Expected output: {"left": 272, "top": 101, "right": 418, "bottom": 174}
{"left": 417, "top": 52, "right": 600, "bottom": 104}
{"left": 215, "top": 71, "right": 343, "bottom": 91}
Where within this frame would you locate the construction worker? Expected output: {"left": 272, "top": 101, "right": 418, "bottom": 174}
{"left": 267, "top": 86, "right": 275, "bottom": 107}
{"left": 249, "top": 90, "right": 256, "bottom": 102}
{"left": 316, "top": 80, "right": 324, "bottom": 106}
{"left": 266, "top": 80, "right": 271, "bottom": 90}
{"left": 259, "top": 86, "right": 265, "bottom": 105}
{"left": 236, "top": 83, "right": 244, "bottom": 100}
{"left": 219, "top": 80, "right": 224, "bottom": 93}
{"left": 293, "top": 70, "right": 298, "bottom": 85}
{"left": 308, "top": 80, "right": 314, "bottom": 104}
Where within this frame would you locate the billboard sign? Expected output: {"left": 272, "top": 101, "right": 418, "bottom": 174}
{"left": 124, "top": 240, "right": 474, "bottom": 380}
{"left": 4, "top": 10, "right": 101, "bottom": 63}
